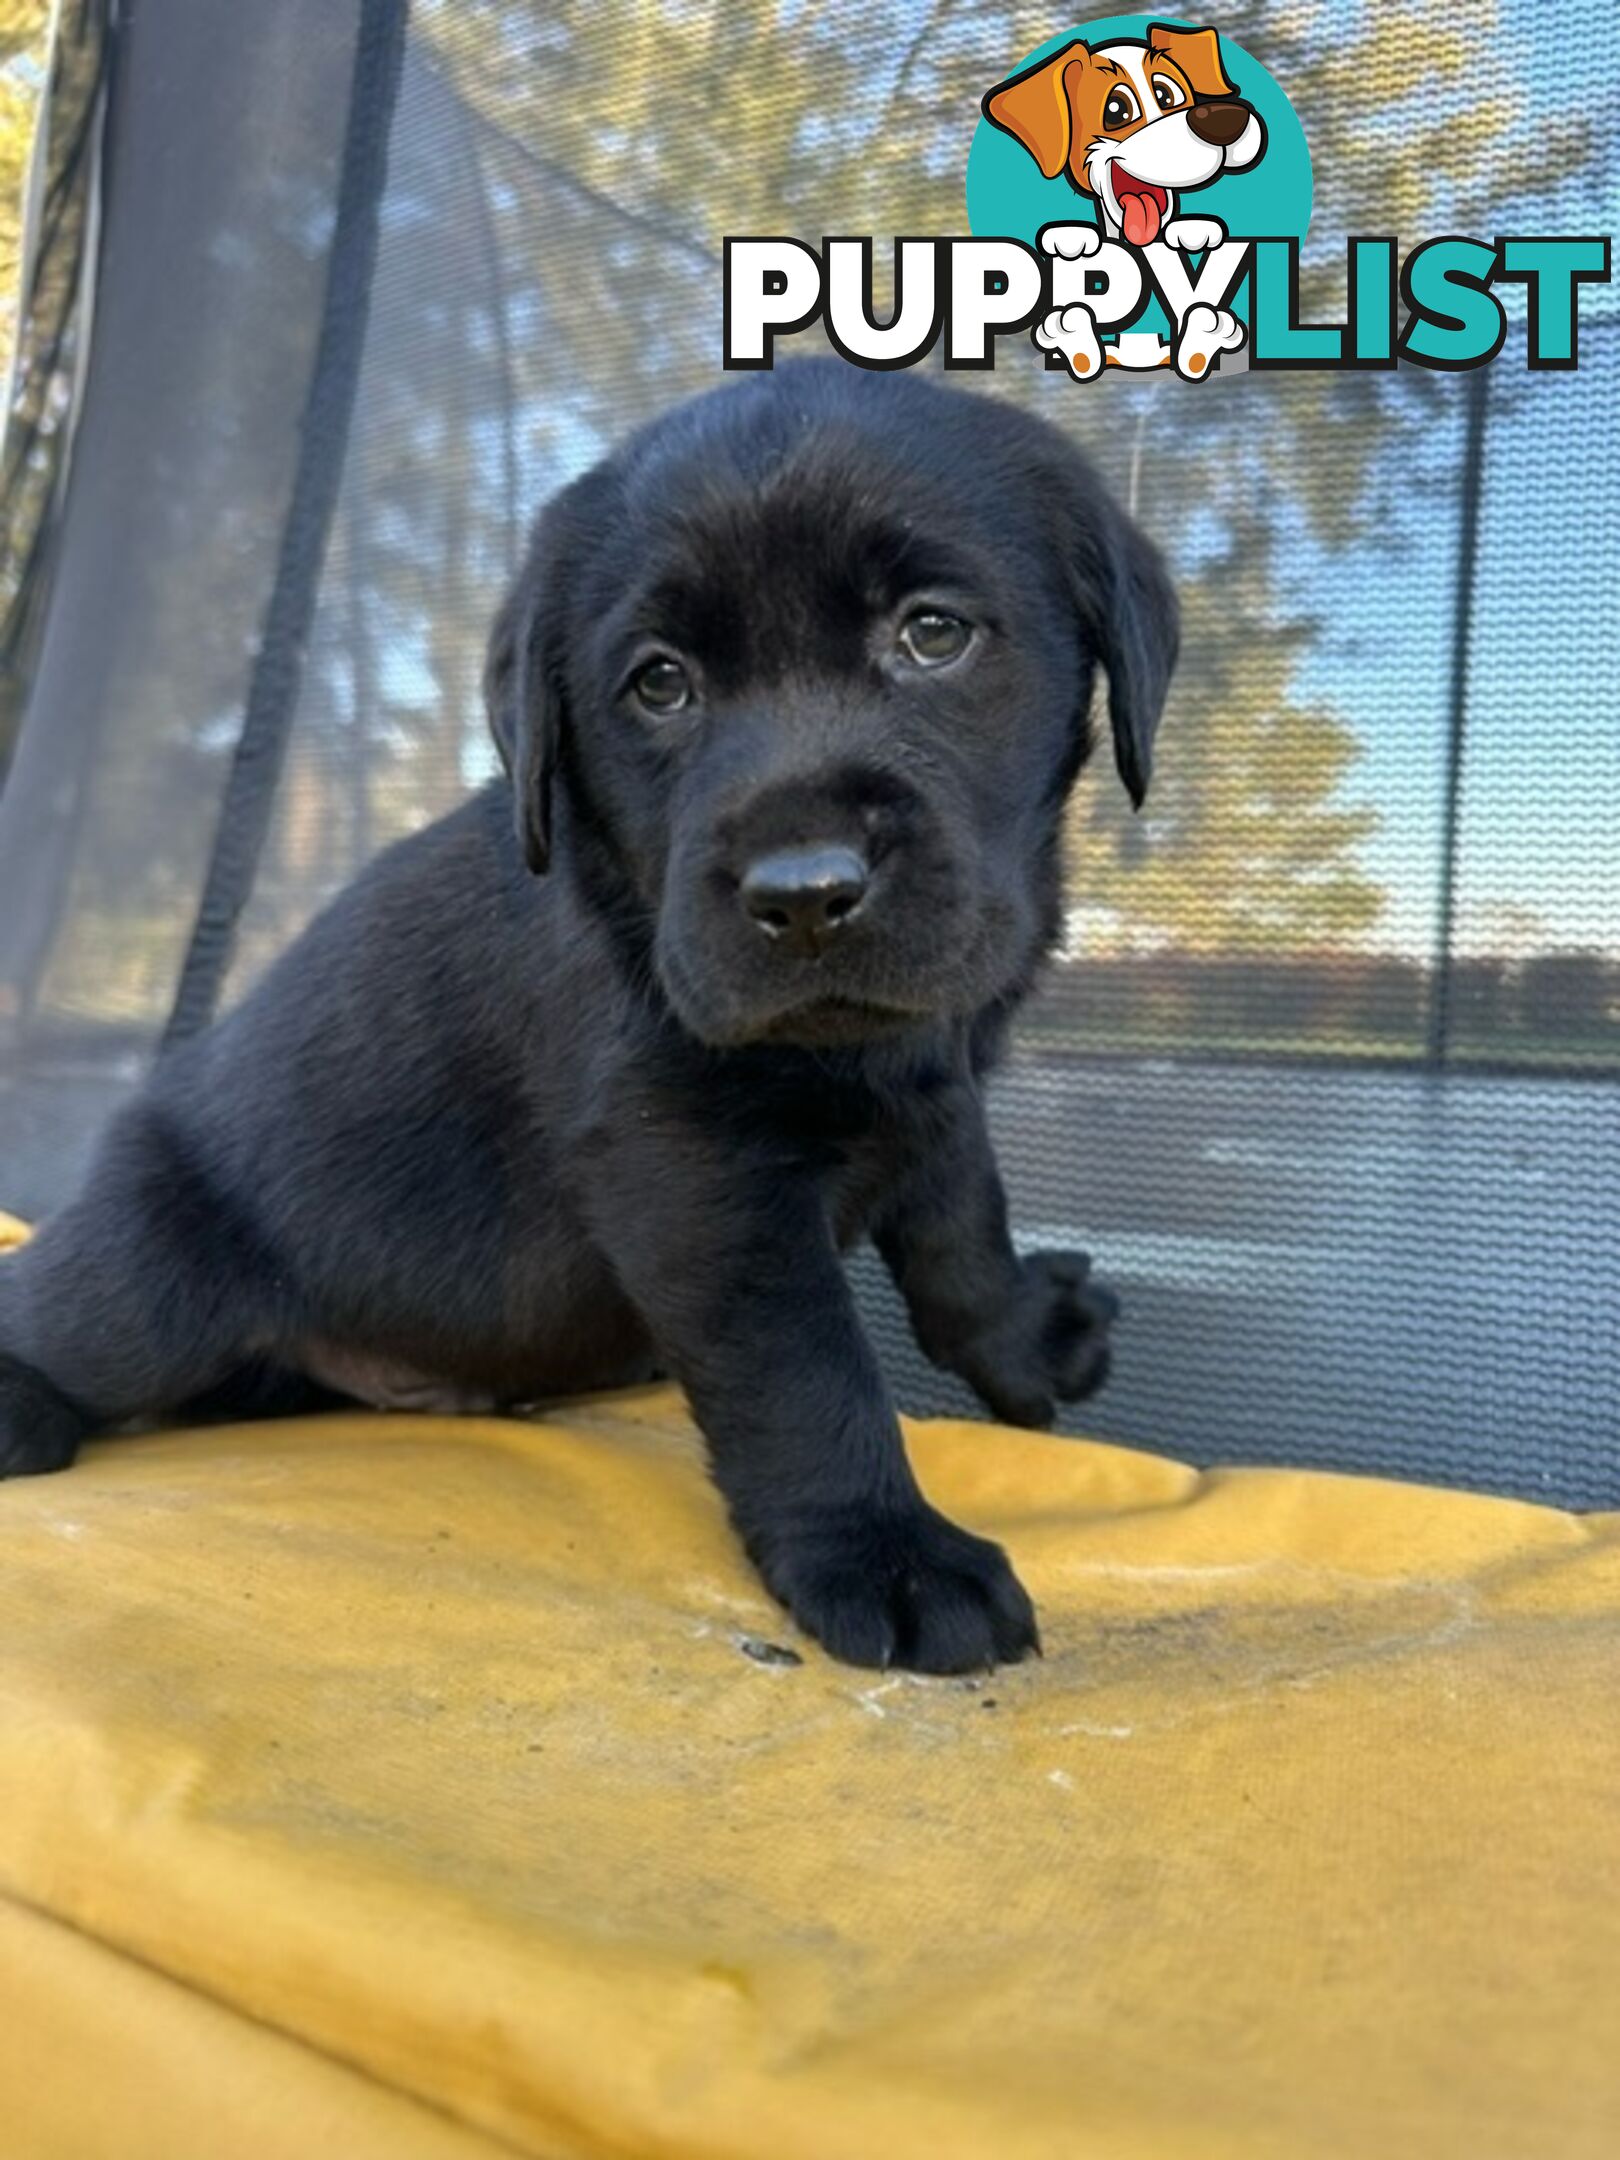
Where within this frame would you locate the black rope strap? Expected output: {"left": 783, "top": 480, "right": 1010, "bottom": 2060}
{"left": 163, "top": 0, "right": 409, "bottom": 1046}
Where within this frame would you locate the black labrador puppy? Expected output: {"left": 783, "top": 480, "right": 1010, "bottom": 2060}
{"left": 0, "top": 360, "right": 1176, "bottom": 1672}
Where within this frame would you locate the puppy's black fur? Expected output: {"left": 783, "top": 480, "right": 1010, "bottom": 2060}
{"left": 0, "top": 362, "right": 1177, "bottom": 1672}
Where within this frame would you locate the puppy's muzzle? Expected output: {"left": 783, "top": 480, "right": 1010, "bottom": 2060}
{"left": 740, "top": 844, "right": 870, "bottom": 960}
{"left": 1187, "top": 98, "right": 1253, "bottom": 148}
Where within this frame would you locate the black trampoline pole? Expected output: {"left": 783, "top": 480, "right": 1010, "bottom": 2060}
{"left": 162, "top": 0, "right": 409, "bottom": 1046}
{"left": 1426, "top": 363, "right": 1491, "bottom": 1070}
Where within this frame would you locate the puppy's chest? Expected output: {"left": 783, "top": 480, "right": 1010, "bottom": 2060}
{"left": 823, "top": 1128, "right": 911, "bottom": 1248}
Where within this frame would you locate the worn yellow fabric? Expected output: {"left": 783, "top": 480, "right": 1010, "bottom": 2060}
{"left": 0, "top": 1207, "right": 1617, "bottom": 2158}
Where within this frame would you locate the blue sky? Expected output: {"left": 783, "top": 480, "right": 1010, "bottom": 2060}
{"left": 1285, "top": 339, "right": 1618, "bottom": 959}
{"left": 1288, "top": 0, "right": 1618, "bottom": 956}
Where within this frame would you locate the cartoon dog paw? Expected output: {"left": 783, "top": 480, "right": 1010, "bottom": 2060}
{"left": 1161, "top": 216, "right": 1227, "bottom": 253}
{"left": 1035, "top": 303, "right": 1103, "bottom": 381}
{"left": 1039, "top": 223, "right": 1102, "bottom": 260}
{"left": 1175, "top": 301, "right": 1245, "bottom": 381}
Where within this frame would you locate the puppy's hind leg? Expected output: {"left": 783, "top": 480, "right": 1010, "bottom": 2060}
{"left": 0, "top": 1103, "right": 279, "bottom": 1477}
{"left": 0, "top": 1353, "right": 88, "bottom": 1477}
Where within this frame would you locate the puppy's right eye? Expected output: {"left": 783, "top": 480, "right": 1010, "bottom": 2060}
{"left": 630, "top": 658, "right": 692, "bottom": 714}
{"left": 1102, "top": 87, "right": 1139, "bottom": 130}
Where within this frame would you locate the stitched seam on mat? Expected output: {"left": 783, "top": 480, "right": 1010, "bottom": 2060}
{"left": 0, "top": 1884, "right": 558, "bottom": 2160}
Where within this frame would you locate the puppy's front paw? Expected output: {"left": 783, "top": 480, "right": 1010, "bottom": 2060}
{"left": 957, "top": 1251, "right": 1119, "bottom": 1427}
{"left": 0, "top": 1354, "right": 87, "bottom": 1479}
{"left": 746, "top": 1502, "right": 1039, "bottom": 1673}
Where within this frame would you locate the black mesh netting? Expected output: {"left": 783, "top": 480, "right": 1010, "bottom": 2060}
{"left": 0, "top": 0, "right": 1615, "bottom": 1504}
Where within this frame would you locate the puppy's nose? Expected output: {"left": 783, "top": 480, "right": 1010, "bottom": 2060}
{"left": 1187, "top": 98, "right": 1251, "bottom": 147}
{"left": 740, "top": 844, "right": 870, "bottom": 957}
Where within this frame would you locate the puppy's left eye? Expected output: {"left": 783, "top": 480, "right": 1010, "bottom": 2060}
{"left": 897, "top": 610, "right": 973, "bottom": 668}
{"left": 1151, "top": 75, "right": 1186, "bottom": 112}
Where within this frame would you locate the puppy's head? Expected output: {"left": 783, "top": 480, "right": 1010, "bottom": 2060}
{"left": 486, "top": 362, "right": 1177, "bottom": 1049}
{"left": 984, "top": 24, "right": 1265, "bottom": 244}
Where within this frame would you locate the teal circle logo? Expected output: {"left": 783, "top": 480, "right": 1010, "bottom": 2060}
{"left": 966, "top": 17, "right": 1310, "bottom": 248}
{"left": 965, "top": 17, "right": 1310, "bottom": 370}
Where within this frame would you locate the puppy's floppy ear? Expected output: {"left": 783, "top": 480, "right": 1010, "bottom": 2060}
{"left": 1147, "top": 23, "right": 1235, "bottom": 101}
{"left": 1060, "top": 479, "right": 1180, "bottom": 810}
{"left": 483, "top": 570, "right": 557, "bottom": 874}
{"left": 983, "top": 43, "right": 1091, "bottom": 182}
{"left": 1101, "top": 512, "right": 1180, "bottom": 808}
{"left": 484, "top": 476, "right": 602, "bottom": 875}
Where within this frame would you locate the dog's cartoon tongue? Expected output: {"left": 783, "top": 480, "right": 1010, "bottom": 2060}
{"left": 1115, "top": 174, "right": 1165, "bottom": 247}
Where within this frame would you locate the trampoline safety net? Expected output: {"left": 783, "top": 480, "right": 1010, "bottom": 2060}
{"left": 0, "top": 0, "right": 1615, "bottom": 1506}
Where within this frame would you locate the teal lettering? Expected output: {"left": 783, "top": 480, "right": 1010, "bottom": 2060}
{"left": 1398, "top": 238, "right": 1504, "bottom": 369}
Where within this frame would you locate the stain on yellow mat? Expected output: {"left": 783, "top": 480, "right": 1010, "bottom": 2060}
{"left": 0, "top": 1216, "right": 1617, "bottom": 2158}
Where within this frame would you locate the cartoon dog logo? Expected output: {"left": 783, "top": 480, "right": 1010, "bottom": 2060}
{"left": 983, "top": 22, "right": 1266, "bottom": 377}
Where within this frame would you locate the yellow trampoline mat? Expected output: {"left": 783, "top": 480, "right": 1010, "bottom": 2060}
{"left": 0, "top": 1214, "right": 1617, "bottom": 2159}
